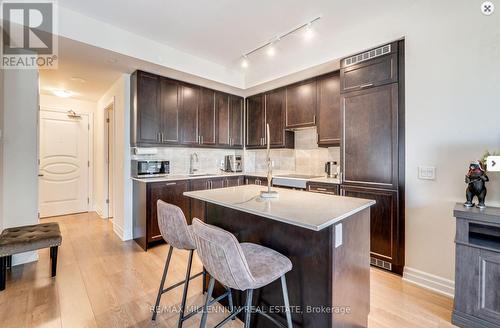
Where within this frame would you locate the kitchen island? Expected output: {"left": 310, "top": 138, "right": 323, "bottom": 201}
{"left": 184, "top": 185, "right": 375, "bottom": 328}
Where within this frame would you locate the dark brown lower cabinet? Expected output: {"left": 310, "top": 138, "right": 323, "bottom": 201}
{"left": 133, "top": 180, "right": 190, "bottom": 250}
{"left": 306, "top": 182, "right": 340, "bottom": 195}
{"left": 244, "top": 176, "right": 268, "bottom": 186}
{"left": 341, "top": 185, "right": 403, "bottom": 274}
{"left": 222, "top": 176, "right": 244, "bottom": 187}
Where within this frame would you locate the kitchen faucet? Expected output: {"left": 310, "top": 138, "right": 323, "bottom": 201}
{"left": 189, "top": 153, "right": 199, "bottom": 174}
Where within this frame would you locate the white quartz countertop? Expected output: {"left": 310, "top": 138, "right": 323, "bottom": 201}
{"left": 183, "top": 185, "right": 375, "bottom": 231}
{"left": 132, "top": 172, "right": 340, "bottom": 185}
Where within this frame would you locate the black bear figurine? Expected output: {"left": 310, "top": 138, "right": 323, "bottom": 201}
{"left": 464, "top": 160, "right": 489, "bottom": 209}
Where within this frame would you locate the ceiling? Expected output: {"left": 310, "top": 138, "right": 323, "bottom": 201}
{"left": 39, "top": 37, "right": 248, "bottom": 101}
{"left": 56, "top": 0, "right": 402, "bottom": 87}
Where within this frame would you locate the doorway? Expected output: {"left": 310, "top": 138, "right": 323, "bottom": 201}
{"left": 38, "top": 109, "right": 90, "bottom": 217}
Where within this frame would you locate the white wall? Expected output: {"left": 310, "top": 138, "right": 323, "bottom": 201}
{"left": 95, "top": 74, "right": 132, "bottom": 240}
{"left": 2, "top": 69, "right": 40, "bottom": 265}
{"left": 0, "top": 68, "right": 4, "bottom": 232}
{"left": 39, "top": 94, "right": 96, "bottom": 114}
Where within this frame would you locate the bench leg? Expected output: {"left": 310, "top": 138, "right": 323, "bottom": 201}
{"left": 0, "top": 257, "right": 6, "bottom": 291}
{"left": 50, "top": 246, "right": 58, "bottom": 277}
{"left": 6, "top": 256, "right": 12, "bottom": 269}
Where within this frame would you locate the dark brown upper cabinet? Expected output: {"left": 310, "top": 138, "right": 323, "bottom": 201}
{"left": 159, "top": 77, "right": 180, "bottom": 143}
{"left": 216, "top": 92, "right": 230, "bottom": 147}
{"left": 316, "top": 72, "right": 341, "bottom": 147}
{"left": 131, "top": 70, "right": 242, "bottom": 149}
{"left": 229, "top": 95, "right": 244, "bottom": 148}
{"left": 198, "top": 88, "right": 216, "bottom": 145}
{"left": 285, "top": 79, "right": 317, "bottom": 128}
{"left": 216, "top": 93, "right": 243, "bottom": 148}
{"left": 246, "top": 94, "right": 266, "bottom": 148}
{"left": 265, "top": 88, "right": 294, "bottom": 148}
{"left": 179, "top": 84, "right": 200, "bottom": 145}
{"left": 341, "top": 83, "right": 399, "bottom": 189}
{"left": 131, "top": 71, "right": 162, "bottom": 145}
{"left": 340, "top": 53, "right": 398, "bottom": 93}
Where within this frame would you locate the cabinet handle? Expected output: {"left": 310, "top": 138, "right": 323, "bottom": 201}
{"left": 200, "top": 136, "right": 204, "bottom": 144}
{"left": 313, "top": 115, "right": 316, "bottom": 124}
{"left": 316, "top": 188, "right": 328, "bottom": 191}
{"left": 359, "top": 83, "right": 374, "bottom": 89}
{"left": 165, "top": 182, "right": 176, "bottom": 186}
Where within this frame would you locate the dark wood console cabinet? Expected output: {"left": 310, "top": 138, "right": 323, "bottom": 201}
{"left": 453, "top": 204, "right": 500, "bottom": 328}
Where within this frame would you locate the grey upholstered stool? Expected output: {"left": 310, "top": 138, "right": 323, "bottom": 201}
{"left": 152, "top": 201, "right": 234, "bottom": 327}
{"left": 191, "top": 218, "right": 294, "bottom": 328}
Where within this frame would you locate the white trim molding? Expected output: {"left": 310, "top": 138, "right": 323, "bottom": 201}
{"left": 403, "top": 267, "right": 455, "bottom": 298}
{"left": 113, "top": 222, "right": 133, "bottom": 241}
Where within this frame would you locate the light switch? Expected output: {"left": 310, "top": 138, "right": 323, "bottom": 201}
{"left": 487, "top": 156, "right": 500, "bottom": 172}
{"left": 418, "top": 166, "right": 436, "bottom": 180}
{"left": 335, "top": 223, "right": 342, "bottom": 248}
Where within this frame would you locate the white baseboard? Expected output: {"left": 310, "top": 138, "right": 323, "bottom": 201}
{"left": 12, "top": 251, "right": 39, "bottom": 266}
{"left": 113, "top": 222, "right": 133, "bottom": 241}
{"left": 403, "top": 266, "right": 455, "bottom": 298}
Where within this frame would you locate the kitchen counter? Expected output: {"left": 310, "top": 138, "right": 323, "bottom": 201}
{"left": 184, "top": 184, "right": 374, "bottom": 231}
{"left": 185, "top": 185, "right": 373, "bottom": 327}
{"left": 132, "top": 171, "right": 341, "bottom": 185}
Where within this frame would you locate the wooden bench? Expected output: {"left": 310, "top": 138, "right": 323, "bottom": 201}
{"left": 0, "top": 222, "right": 62, "bottom": 291}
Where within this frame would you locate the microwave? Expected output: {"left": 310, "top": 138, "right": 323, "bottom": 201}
{"left": 132, "top": 160, "right": 170, "bottom": 178}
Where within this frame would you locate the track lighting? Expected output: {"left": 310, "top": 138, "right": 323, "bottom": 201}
{"left": 239, "top": 16, "right": 321, "bottom": 67}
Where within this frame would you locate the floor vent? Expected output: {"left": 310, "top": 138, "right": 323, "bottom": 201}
{"left": 370, "top": 257, "right": 392, "bottom": 271}
{"left": 344, "top": 44, "right": 391, "bottom": 67}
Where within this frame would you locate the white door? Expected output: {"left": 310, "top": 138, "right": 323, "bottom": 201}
{"left": 39, "top": 110, "right": 89, "bottom": 217}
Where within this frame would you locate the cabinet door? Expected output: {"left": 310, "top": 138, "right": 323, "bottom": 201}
{"left": 265, "top": 88, "right": 287, "bottom": 147}
{"left": 317, "top": 72, "right": 341, "bottom": 146}
{"left": 160, "top": 78, "right": 180, "bottom": 143}
{"left": 198, "top": 88, "right": 216, "bottom": 145}
{"left": 180, "top": 84, "right": 199, "bottom": 145}
{"left": 341, "top": 84, "right": 399, "bottom": 189}
{"left": 149, "top": 180, "right": 190, "bottom": 242}
{"left": 341, "top": 54, "right": 398, "bottom": 93}
{"left": 190, "top": 178, "right": 209, "bottom": 222}
{"left": 224, "top": 176, "right": 243, "bottom": 187}
{"left": 307, "top": 183, "right": 339, "bottom": 195}
{"left": 285, "top": 79, "right": 317, "bottom": 128}
{"left": 246, "top": 94, "right": 265, "bottom": 148}
{"left": 135, "top": 72, "right": 161, "bottom": 144}
{"left": 341, "top": 186, "right": 399, "bottom": 267}
{"left": 216, "top": 92, "right": 230, "bottom": 146}
{"left": 209, "top": 178, "right": 225, "bottom": 189}
{"left": 229, "top": 96, "right": 243, "bottom": 148}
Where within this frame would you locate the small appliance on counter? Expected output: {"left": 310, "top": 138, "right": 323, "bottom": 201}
{"left": 325, "top": 161, "right": 339, "bottom": 178}
{"left": 224, "top": 155, "right": 242, "bottom": 172}
{"left": 131, "top": 160, "right": 170, "bottom": 178}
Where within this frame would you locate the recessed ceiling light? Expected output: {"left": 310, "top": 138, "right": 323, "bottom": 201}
{"left": 70, "top": 77, "right": 86, "bottom": 83}
{"left": 52, "top": 89, "right": 73, "bottom": 98}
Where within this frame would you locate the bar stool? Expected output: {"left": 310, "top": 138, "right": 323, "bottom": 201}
{"left": 152, "top": 201, "right": 234, "bottom": 327}
{"left": 191, "top": 218, "right": 294, "bottom": 328}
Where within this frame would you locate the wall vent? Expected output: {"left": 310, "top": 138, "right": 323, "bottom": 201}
{"left": 370, "top": 257, "right": 392, "bottom": 271}
{"left": 344, "top": 44, "right": 391, "bottom": 67}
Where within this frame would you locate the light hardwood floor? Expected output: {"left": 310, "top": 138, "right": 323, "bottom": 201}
{"left": 0, "top": 212, "right": 456, "bottom": 328}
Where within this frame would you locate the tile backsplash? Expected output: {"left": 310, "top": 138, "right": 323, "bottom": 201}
{"left": 245, "top": 127, "right": 340, "bottom": 175}
{"left": 132, "top": 147, "right": 240, "bottom": 174}
{"left": 132, "top": 128, "right": 339, "bottom": 176}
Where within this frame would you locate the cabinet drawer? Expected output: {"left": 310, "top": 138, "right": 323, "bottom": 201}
{"left": 340, "top": 54, "right": 398, "bottom": 93}
{"left": 307, "top": 183, "right": 339, "bottom": 195}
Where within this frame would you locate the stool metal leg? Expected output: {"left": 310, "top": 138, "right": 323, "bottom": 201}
{"left": 244, "top": 289, "right": 254, "bottom": 328}
{"left": 226, "top": 287, "right": 234, "bottom": 319}
{"left": 178, "top": 249, "right": 194, "bottom": 328}
{"left": 280, "top": 275, "right": 293, "bottom": 328}
{"left": 200, "top": 276, "right": 215, "bottom": 328}
{"left": 152, "top": 245, "right": 173, "bottom": 321}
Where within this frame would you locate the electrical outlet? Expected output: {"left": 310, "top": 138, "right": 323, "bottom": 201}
{"left": 335, "top": 223, "right": 343, "bottom": 248}
{"left": 418, "top": 166, "right": 436, "bottom": 180}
